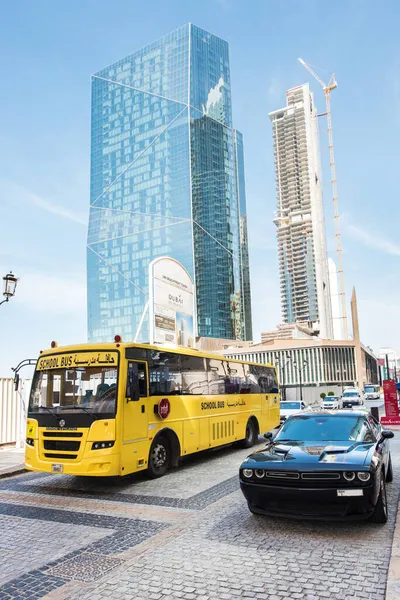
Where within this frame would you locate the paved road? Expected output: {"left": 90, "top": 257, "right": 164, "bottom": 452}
{"left": 0, "top": 434, "right": 399, "bottom": 600}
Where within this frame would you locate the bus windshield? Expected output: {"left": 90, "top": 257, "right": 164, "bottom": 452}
{"left": 28, "top": 366, "right": 118, "bottom": 416}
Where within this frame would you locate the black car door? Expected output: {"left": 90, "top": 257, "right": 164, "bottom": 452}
{"left": 367, "top": 415, "right": 388, "bottom": 466}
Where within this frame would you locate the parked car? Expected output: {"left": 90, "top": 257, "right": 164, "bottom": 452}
{"left": 279, "top": 400, "right": 305, "bottom": 423}
{"left": 239, "top": 411, "right": 394, "bottom": 522}
{"left": 322, "top": 396, "right": 341, "bottom": 409}
{"left": 342, "top": 389, "right": 364, "bottom": 408}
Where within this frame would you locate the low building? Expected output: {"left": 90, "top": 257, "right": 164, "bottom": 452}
{"left": 222, "top": 338, "right": 378, "bottom": 403}
{"left": 261, "top": 322, "right": 315, "bottom": 343}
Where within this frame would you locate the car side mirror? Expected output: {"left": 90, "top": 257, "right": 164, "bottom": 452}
{"left": 380, "top": 430, "right": 394, "bottom": 441}
{"left": 264, "top": 432, "right": 274, "bottom": 440}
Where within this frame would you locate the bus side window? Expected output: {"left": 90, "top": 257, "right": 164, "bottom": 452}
{"left": 148, "top": 352, "right": 182, "bottom": 395}
{"left": 180, "top": 355, "right": 208, "bottom": 395}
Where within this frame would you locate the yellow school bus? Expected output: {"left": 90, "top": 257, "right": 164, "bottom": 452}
{"left": 25, "top": 339, "right": 280, "bottom": 478}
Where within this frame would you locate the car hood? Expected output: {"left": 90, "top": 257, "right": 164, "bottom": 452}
{"left": 243, "top": 440, "right": 374, "bottom": 468}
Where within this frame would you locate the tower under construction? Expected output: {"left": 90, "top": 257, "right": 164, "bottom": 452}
{"left": 269, "top": 83, "right": 333, "bottom": 339}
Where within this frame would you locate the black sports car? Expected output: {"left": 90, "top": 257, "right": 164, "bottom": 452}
{"left": 239, "top": 411, "right": 394, "bottom": 522}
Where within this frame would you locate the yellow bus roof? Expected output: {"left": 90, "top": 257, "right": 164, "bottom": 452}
{"left": 38, "top": 341, "right": 275, "bottom": 369}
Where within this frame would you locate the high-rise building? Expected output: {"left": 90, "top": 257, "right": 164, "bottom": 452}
{"left": 269, "top": 83, "right": 333, "bottom": 339}
{"left": 328, "top": 258, "right": 343, "bottom": 340}
{"left": 87, "top": 24, "right": 252, "bottom": 343}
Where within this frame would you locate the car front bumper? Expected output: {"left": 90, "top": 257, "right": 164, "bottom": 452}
{"left": 240, "top": 480, "right": 377, "bottom": 520}
{"left": 342, "top": 401, "right": 362, "bottom": 408}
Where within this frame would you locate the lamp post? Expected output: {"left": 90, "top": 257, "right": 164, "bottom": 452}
{"left": 275, "top": 354, "right": 290, "bottom": 402}
{"left": 0, "top": 272, "right": 18, "bottom": 307}
{"left": 293, "top": 360, "right": 308, "bottom": 403}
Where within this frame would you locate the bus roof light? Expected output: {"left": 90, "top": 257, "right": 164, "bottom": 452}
{"left": 114, "top": 335, "right": 122, "bottom": 343}
{"left": 51, "top": 341, "right": 58, "bottom": 348}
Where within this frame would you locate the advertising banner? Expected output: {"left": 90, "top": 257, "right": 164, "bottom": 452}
{"left": 149, "top": 257, "right": 195, "bottom": 347}
{"left": 381, "top": 379, "right": 400, "bottom": 425}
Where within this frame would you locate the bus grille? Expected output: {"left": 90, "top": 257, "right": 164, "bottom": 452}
{"left": 44, "top": 453, "right": 78, "bottom": 460}
{"left": 212, "top": 420, "right": 235, "bottom": 440}
{"left": 44, "top": 441, "right": 80, "bottom": 451}
{"left": 43, "top": 432, "right": 82, "bottom": 438}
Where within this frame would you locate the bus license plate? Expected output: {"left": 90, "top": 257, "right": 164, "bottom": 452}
{"left": 51, "top": 464, "right": 63, "bottom": 474}
{"left": 337, "top": 489, "right": 363, "bottom": 497}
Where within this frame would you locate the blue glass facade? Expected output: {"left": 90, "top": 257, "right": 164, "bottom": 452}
{"left": 88, "top": 24, "right": 252, "bottom": 343}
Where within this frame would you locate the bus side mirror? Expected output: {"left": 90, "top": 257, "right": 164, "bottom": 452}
{"left": 14, "top": 373, "right": 20, "bottom": 391}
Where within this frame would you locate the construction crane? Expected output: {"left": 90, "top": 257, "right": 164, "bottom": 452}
{"left": 298, "top": 57, "right": 348, "bottom": 340}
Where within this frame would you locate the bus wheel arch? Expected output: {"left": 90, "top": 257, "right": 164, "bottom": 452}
{"left": 239, "top": 416, "right": 259, "bottom": 449}
{"left": 147, "top": 429, "right": 180, "bottom": 479}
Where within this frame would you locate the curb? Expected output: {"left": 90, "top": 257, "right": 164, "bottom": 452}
{"left": 386, "top": 502, "right": 400, "bottom": 600}
{"left": 0, "top": 466, "right": 26, "bottom": 480}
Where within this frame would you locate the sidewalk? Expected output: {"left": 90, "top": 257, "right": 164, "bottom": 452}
{"left": 0, "top": 446, "right": 26, "bottom": 478}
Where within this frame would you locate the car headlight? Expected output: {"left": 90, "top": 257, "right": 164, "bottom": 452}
{"left": 255, "top": 469, "right": 265, "bottom": 478}
{"left": 92, "top": 441, "right": 115, "bottom": 450}
{"left": 357, "top": 472, "right": 371, "bottom": 482}
{"left": 242, "top": 469, "right": 253, "bottom": 478}
{"left": 343, "top": 471, "right": 355, "bottom": 481}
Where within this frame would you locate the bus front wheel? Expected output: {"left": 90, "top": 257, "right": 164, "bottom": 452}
{"left": 147, "top": 435, "right": 170, "bottom": 478}
{"left": 240, "top": 419, "right": 258, "bottom": 449}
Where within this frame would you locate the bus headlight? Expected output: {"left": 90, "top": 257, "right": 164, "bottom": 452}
{"left": 92, "top": 441, "right": 115, "bottom": 450}
{"left": 242, "top": 469, "right": 253, "bottom": 478}
{"left": 26, "top": 438, "right": 34, "bottom": 447}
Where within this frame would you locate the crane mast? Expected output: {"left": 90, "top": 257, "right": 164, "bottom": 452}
{"left": 298, "top": 58, "right": 348, "bottom": 340}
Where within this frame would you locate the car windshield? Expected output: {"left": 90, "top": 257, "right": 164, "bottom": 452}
{"left": 275, "top": 415, "right": 372, "bottom": 442}
{"left": 343, "top": 392, "right": 358, "bottom": 397}
{"left": 324, "top": 397, "right": 338, "bottom": 401}
{"left": 281, "top": 402, "right": 301, "bottom": 410}
{"left": 29, "top": 367, "right": 118, "bottom": 416}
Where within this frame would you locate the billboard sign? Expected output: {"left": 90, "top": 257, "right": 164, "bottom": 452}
{"left": 381, "top": 379, "right": 400, "bottom": 425}
{"left": 149, "top": 257, "right": 195, "bottom": 347}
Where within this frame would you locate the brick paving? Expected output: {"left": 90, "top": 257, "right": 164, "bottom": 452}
{"left": 0, "top": 438, "right": 398, "bottom": 599}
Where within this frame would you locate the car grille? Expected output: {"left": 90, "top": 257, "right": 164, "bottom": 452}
{"left": 244, "top": 471, "right": 363, "bottom": 488}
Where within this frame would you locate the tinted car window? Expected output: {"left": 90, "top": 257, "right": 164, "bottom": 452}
{"left": 281, "top": 402, "right": 301, "bottom": 410}
{"left": 275, "top": 415, "right": 372, "bottom": 442}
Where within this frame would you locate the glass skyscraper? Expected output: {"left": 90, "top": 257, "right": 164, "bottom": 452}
{"left": 87, "top": 24, "right": 252, "bottom": 343}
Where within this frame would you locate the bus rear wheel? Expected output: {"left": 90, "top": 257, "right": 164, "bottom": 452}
{"left": 240, "top": 419, "right": 257, "bottom": 449}
{"left": 147, "top": 435, "right": 170, "bottom": 479}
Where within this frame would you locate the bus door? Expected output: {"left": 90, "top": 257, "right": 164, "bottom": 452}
{"left": 123, "top": 361, "right": 148, "bottom": 445}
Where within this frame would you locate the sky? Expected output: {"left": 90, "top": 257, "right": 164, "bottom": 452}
{"left": 0, "top": 0, "right": 399, "bottom": 375}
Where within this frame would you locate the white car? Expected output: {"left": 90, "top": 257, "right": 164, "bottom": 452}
{"left": 341, "top": 389, "right": 364, "bottom": 408}
{"left": 322, "top": 395, "right": 340, "bottom": 409}
{"left": 279, "top": 400, "right": 305, "bottom": 423}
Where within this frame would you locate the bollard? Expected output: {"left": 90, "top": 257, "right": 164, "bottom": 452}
{"left": 370, "top": 406, "right": 380, "bottom": 422}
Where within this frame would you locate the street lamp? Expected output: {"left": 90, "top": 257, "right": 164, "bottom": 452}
{"left": 293, "top": 360, "right": 308, "bottom": 403}
{"left": 275, "top": 354, "right": 290, "bottom": 402}
{"left": 0, "top": 272, "right": 19, "bottom": 307}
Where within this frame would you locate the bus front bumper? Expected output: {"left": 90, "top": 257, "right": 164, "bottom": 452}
{"left": 25, "top": 450, "right": 121, "bottom": 477}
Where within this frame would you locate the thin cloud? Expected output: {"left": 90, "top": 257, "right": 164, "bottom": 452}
{"left": 0, "top": 179, "right": 87, "bottom": 225}
{"left": 267, "top": 77, "right": 283, "bottom": 104}
{"left": 347, "top": 223, "right": 400, "bottom": 257}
